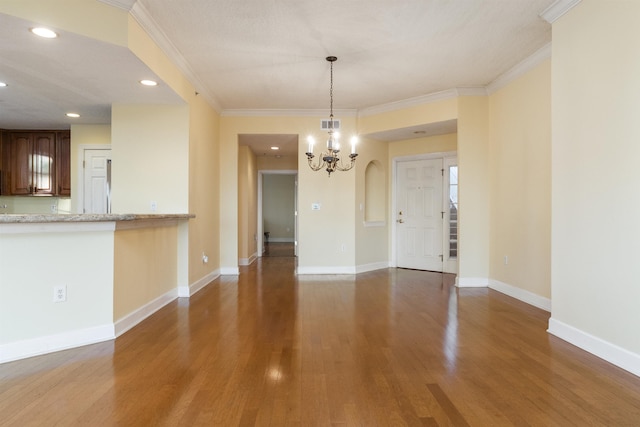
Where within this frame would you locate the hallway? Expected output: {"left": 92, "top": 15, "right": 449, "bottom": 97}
{"left": 1, "top": 257, "right": 640, "bottom": 425}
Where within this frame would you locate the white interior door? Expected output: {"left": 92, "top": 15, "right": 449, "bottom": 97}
{"left": 83, "top": 149, "right": 112, "bottom": 214}
{"left": 396, "top": 158, "right": 444, "bottom": 271}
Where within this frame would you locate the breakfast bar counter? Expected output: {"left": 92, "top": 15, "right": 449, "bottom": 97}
{"left": 0, "top": 213, "right": 195, "bottom": 363}
{"left": 0, "top": 213, "right": 194, "bottom": 224}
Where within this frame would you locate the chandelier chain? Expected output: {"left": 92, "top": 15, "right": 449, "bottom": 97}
{"left": 329, "top": 60, "right": 334, "bottom": 122}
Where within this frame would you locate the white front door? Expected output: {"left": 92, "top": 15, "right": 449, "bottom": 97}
{"left": 83, "top": 149, "right": 112, "bottom": 214}
{"left": 396, "top": 158, "right": 444, "bottom": 271}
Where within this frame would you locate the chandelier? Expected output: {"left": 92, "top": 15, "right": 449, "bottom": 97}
{"left": 305, "top": 56, "right": 358, "bottom": 177}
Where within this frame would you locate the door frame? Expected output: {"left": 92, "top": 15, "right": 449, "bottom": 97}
{"left": 257, "top": 170, "right": 298, "bottom": 257}
{"left": 76, "top": 144, "right": 111, "bottom": 214}
{"left": 391, "top": 151, "right": 457, "bottom": 273}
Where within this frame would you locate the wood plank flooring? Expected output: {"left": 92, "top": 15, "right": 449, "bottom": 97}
{"left": 2, "top": 256, "right": 640, "bottom": 425}
{"left": 262, "top": 242, "right": 295, "bottom": 257}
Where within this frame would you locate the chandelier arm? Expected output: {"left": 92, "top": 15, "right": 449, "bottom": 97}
{"left": 306, "top": 154, "right": 326, "bottom": 171}
{"left": 333, "top": 154, "right": 358, "bottom": 172}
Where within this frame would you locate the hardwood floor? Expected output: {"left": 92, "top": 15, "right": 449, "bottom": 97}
{"left": 2, "top": 256, "right": 640, "bottom": 425}
{"left": 262, "top": 242, "right": 295, "bottom": 257}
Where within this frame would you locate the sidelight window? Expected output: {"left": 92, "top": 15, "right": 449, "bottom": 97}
{"left": 448, "top": 165, "right": 458, "bottom": 258}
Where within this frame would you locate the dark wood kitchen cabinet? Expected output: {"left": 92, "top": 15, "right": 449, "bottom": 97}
{"left": 10, "top": 132, "right": 57, "bottom": 195}
{"left": 56, "top": 131, "right": 71, "bottom": 196}
{"left": 0, "top": 130, "right": 70, "bottom": 196}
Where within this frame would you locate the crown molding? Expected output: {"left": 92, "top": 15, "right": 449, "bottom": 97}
{"left": 129, "top": 1, "right": 222, "bottom": 113}
{"left": 486, "top": 43, "right": 551, "bottom": 94}
{"left": 96, "top": 0, "right": 136, "bottom": 11}
{"left": 221, "top": 109, "right": 358, "bottom": 118}
{"left": 540, "top": 0, "right": 582, "bottom": 23}
{"left": 456, "top": 87, "right": 489, "bottom": 97}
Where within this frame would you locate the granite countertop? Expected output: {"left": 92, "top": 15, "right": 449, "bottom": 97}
{"left": 0, "top": 213, "right": 195, "bottom": 223}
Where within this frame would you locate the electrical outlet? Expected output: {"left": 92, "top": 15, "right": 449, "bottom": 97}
{"left": 504, "top": 255, "right": 509, "bottom": 265}
{"left": 50, "top": 204, "right": 57, "bottom": 213}
{"left": 150, "top": 201, "right": 157, "bottom": 212}
{"left": 53, "top": 285, "right": 67, "bottom": 303}
{"left": 202, "top": 252, "right": 209, "bottom": 264}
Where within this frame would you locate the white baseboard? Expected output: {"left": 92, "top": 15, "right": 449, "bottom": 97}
{"left": 238, "top": 253, "right": 258, "bottom": 266}
{"left": 456, "top": 277, "right": 489, "bottom": 287}
{"left": 114, "top": 289, "right": 177, "bottom": 337}
{"left": 355, "top": 261, "right": 390, "bottom": 274}
{"left": 297, "top": 266, "right": 357, "bottom": 275}
{"left": 0, "top": 324, "right": 115, "bottom": 364}
{"left": 489, "top": 279, "right": 552, "bottom": 312}
{"left": 179, "top": 269, "right": 220, "bottom": 297}
{"left": 548, "top": 317, "right": 640, "bottom": 378}
{"left": 221, "top": 267, "right": 240, "bottom": 275}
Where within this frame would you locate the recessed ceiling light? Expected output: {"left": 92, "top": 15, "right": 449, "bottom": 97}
{"left": 271, "top": 146, "right": 279, "bottom": 150}
{"left": 66, "top": 113, "right": 80, "bottom": 118}
{"left": 139, "top": 79, "right": 158, "bottom": 86}
{"left": 30, "top": 27, "right": 58, "bottom": 39}
{"left": 0, "top": 82, "right": 7, "bottom": 87}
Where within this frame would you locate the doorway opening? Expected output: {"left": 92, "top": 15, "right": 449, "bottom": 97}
{"left": 258, "top": 171, "right": 298, "bottom": 258}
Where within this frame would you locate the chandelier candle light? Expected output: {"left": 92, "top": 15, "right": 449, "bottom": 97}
{"left": 306, "top": 56, "right": 358, "bottom": 177}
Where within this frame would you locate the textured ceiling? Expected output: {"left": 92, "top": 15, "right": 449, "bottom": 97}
{"left": 135, "top": 0, "right": 554, "bottom": 111}
{"left": 0, "top": 0, "right": 554, "bottom": 145}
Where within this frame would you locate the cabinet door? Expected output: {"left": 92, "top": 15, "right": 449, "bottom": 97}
{"left": 9, "top": 133, "right": 32, "bottom": 195}
{"left": 1, "top": 131, "right": 9, "bottom": 195}
{"left": 32, "top": 132, "right": 56, "bottom": 195}
{"left": 56, "top": 132, "right": 71, "bottom": 196}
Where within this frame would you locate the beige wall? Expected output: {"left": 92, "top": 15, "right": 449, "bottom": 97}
{"left": 257, "top": 155, "right": 298, "bottom": 170}
{"left": 355, "top": 137, "right": 389, "bottom": 269}
{"left": 113, "top": 224, "right": 178, "bottom": 321}
{"left": 489, "top": 60, "right": 551, "bottom": 298}
{"left": 551, "top": 0, "right": 640, "bottom": 359}
{"left": 388, "top": 133, "right": 457, "bottom": 160}
{"left": 186, "top": 94, "right": 220, "bottom": 283}
{"left": 238, "top": 145, "right": 258, "bottom": 261}
{"left": 298, "top": 116, "right": 358, "bottom": 271}
{"left": 457, "top": 96, "right": 490, "bottom": 284}
{"left": 111, "top": 104, "right": 189, "bottom": 214}
{"left": 358, "top": 97, "right": 458, "bottom": 135}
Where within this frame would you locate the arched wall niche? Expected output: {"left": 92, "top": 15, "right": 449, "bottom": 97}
{"left": 364, "top": 160, "right": 385, "bottom": 223}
